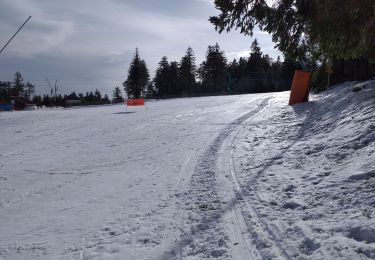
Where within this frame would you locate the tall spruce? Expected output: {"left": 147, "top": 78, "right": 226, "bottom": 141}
{"left": 94, "top": 89, "right": 102, "bottom": 103}
{"left": 247, "top": 39, "right": 267, "bottom": 92}
{"left": 112, "top": 86, "right": 123, "bottom": 103}
{"left": 199, "top": 43, "right": 227, "bottom": 94}
{"left": 24, "top": 82, "right": 35, "bottom": 100}
{"left": 102, "top": 94, "right": 110, "bottom": 104}
{"left": 168, "top": 61, "right": 180, "bottom": 96}
{"left": 12, "top": 71, "right": 25, "bottom": 97}
{"left": 154, "top": 56, "right": 170, "bottom": 97}
{"left": 123, "top": 48, "right": 149, "bottom": 99}
{"left": 247, "top": 39, "right": 264, "bottom": 73}
{"left": 179, "top": 47, "right": 197, "bottom": 95}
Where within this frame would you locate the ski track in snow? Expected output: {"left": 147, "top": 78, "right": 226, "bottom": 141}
{"left": 159, "top": 98, "right": 271, "bottom": 259}
{"left": 230, "top": 81, "right": 375, "bottom": 259}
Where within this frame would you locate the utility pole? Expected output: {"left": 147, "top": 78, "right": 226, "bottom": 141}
{"left": 0, "top": 16, "right": 32, "bottom": 56}
{"left": 54, "top": 80, "right": 58, "bottom": 100}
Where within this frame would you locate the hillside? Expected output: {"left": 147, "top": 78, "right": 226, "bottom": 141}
{"left": 0, "top": 80, "right": 374, "bottom": 259}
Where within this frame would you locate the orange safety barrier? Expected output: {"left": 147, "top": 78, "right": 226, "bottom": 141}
{"left": 126, "top": 99, "right": 145, "bottom": 106}
{"left": 289, "top": 70, "right": 313, "bottom": 105}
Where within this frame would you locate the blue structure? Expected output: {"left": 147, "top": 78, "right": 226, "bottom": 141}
{"left": 0, "top": 103, "right": 12, "bottom": 111}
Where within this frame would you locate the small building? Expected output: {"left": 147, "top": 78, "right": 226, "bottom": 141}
{"left": 10, "top": 96, "right": 34, "bottom": 111}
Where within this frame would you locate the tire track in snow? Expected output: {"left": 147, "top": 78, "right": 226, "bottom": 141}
{"left": 161, "top": 98, "right": 271, "bottom": 259}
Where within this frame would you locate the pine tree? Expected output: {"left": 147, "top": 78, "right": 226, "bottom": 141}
{"left": 310, "top": 0, "right": 374, "bottom": 60}
{"left": 247, "top": 39, "right": 266, "bottom": 92}
{"left": 102, "top": 94, "right": 110, "bottom": 104}
{"left": 199, "top": 43, "right": 227, "bottom": 94}
{"left": 145, "top": 82, "right": 157, "bottom": 98}
{"left": 168, "top": 61, "right": 180, "bottom": 96}
{"left": 247, "top": 39, "right": 263, "bottom": 73}
{"left": 179, "top": 47, "right": 197, "bottom": 95}
{"left": 0, "top": 81, "right": 11, "bottom": 102}
{"left": 24, "top": 82, "right": 35, "bottom": 100}
{"left": 32, "top": 95, "right": 42, "bottom": 107}
{"left": 210, "top": 0, "right": 374, "bottom": 62}
{"left": 94, "top": 89, "right": 102, "bottom": 104}
{"left": 12, "top": 72, "right": 25, "bottom": 97}
{"left": 123, "top": 48, "right": 150, "bottom": 99}
{"left": 112, "top": 86, "right": 123, "bottom": 103}
{"left": 67, "top": 92, "right": 79, "bottom": 100}
{"left": 42, "top": 95, "right": 51, "bottom": 107}
{"left": 153, "top": 56, "right": 170, "bottom": 97}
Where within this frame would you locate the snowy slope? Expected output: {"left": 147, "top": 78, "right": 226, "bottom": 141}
{"left": 0, "top": 80, "right": 374, "bottom": 260}
{"left": 230, "top": 81, "right": 375, "bottom": 259}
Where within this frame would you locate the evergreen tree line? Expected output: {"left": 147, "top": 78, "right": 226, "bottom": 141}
{"left": 0, "top": 72, "right": 35, "bottom": 102}
{"left": 210, "top": 0, "right": 375, "bottom": 86}
{"left": 0, "top": 72, "right": 127, "bottom": 107}
{"left": 124, "top": 40, "right": 302, "bottom": 99}
{"left": 32, "top": 89, "right": 111, "bottom": 107}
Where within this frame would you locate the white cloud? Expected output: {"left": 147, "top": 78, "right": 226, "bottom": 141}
{"left": 195, "top": 0, "right": 214, "bottom": 5}
{"left": 227, "top": 49, "right": 251, "bottom": 59}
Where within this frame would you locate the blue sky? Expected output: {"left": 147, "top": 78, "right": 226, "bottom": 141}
{"left": 0, "top": 0, "right": 281, "bottom": 96}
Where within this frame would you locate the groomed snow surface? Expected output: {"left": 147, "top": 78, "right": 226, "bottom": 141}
{"left": 0, "top": 80, "right": 374, "bottom": 260}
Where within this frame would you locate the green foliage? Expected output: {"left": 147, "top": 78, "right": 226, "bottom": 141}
{"left": 12, "top": 71, "right": 25, "bottom": 97}
{"left": 1, "top": 72, "right": 36, "bottom": 102}
{"left": 123, "top": 48, "right": 150, "bottom": 99}
{"left": 112, "top": 86, "right": 123, "bottom": 103}
{"left": 94, "top": 89, "right": 102, "bottom": 101}
{"left": 24, "top": 82, "right": 35, "bottom": 100}
{"left": 168, "top": 61, "right": 180, "bottom": 96}
{"left": 210, "top": 0, "right": 375, "bottom": 61}
{"left": 0, "top": 81, "right": 11, "bottom": 103}
{"left": 179, "top": 47, "right": 197, "bottom": 95}
{"left": 311, "top": 64, "right": 329, "bottom": 93}
{"left": 210, "top": 0, "right": 315, "bottom": 60}
{"left": 199, "top": 43, "right": 227, "bottom": 94}
{"left": 32, "top": 95, "right": 42, "bottom": 106}
{"left": 153, "top": 56, "right": 187, "bottom": 97}
{"left": 310, "top": 0, "right": 375, "bottom": 60}
{"left": 146, "top": 82, "right": 157, "bottom": 98}
{"left": 151, "top": 41, "right": 301, "bottom": 97}
{"left": 154, "top": 56, "right": 170, "bottom": 97}
{"left": 102, "top": 94, "right": 111, "bottom": 104}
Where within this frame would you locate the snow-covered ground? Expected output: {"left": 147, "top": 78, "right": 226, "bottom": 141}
{"left": 0, "top": 81, "right": 374, "bottom": 260}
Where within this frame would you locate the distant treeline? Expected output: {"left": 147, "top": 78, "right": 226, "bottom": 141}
{"left": 0, "top": 72, "right": 35, "bottom": 102}
{"left": 31, "top": 90, "right": 111, "bottom": 107}
{"left": 0, "top": 72, "right": 124, "bottom": 107}
{"left": 124, "top": 39, "right": 303, "bottom": 99}
{"left": 1, "top": 39, "right": 304, "bottom": 107}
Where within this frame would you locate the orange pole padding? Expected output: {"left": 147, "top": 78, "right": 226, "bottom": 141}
{"left": 126, "top": 99, "right": 145, "bottom": 106}
{"left": 288, "top": 70, "right": 313, "bottom": 105}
